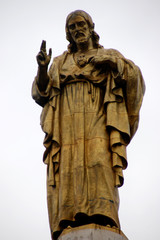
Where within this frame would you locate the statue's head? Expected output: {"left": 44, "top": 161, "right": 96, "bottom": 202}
{"left": 65, "top": 10, "right": 102, "bottom": 52}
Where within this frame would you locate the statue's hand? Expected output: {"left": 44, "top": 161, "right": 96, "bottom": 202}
{"left": 90, "top": 55, "right": 116, "bottom": 68}
{"left": 36, "top": 40, "right": 52, "bottom": 68}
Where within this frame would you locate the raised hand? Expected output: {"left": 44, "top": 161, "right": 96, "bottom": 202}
{"left": 36, "top": 40, "right": 52, "bottom": 67}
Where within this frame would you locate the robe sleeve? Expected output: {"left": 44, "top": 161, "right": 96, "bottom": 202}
{"left": 31, "top": 55, "right": 65, "bottom": 186}
{"left": 104, "top": 50, "right": 145, "bottom": 187}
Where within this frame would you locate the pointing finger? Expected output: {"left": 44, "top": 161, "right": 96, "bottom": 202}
{"left": 40, "top": 40, "right": 46, "bottom": 51}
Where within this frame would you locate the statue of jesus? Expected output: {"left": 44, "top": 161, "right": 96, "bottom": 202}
{"left": 32, "top": 10, "right": 145, "bottom": 240}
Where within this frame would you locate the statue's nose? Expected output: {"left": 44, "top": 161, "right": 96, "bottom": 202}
{"left": 75, "top": 24, "right": 82, "bottom": 30}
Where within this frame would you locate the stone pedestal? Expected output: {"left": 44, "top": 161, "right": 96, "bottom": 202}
{"left": 58, "top": 224, "right": 128, "bottom": 240}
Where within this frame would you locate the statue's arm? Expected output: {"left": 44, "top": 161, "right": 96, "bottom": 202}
{"left": 99, "top": 48, "right": 145, "bottom": 138}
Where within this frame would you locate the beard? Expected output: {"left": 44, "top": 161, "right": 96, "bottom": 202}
{"left": 75, "top": 33, "right": 91, "bottom": 45}
{"left": 77, "top": 37, "right": 88, "bottom": 44}
{"left": 74, "top": 29, "right": 91, "bottom": 40}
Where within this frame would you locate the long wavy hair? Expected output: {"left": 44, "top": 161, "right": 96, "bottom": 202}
{"left": 65, "top": 10, "right": 103, "bottom": 53}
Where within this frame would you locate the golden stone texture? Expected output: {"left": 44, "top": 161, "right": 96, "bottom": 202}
{"left": 32, "top": 10, "right": 145, "bottom": 240}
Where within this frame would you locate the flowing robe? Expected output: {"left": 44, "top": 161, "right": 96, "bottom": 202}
{"left": 32, "top": 47, "right": 145, "bottom": 239}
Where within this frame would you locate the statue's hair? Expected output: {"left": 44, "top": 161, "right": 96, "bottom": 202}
{"left": 65, "top": 10, "right": 102, "bottom": 53}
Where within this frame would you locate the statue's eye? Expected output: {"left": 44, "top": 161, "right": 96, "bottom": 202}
{"left": 69, "top": 24, "right": 75, "bottom": 30}
{"left": 78, "top": 21, "right": 85, "bottom": 27}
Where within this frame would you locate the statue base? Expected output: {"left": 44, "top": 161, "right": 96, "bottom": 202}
{"left": 58, "top": 224, "right": 128, "bottom": 240}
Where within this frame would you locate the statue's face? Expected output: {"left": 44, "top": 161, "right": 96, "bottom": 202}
{"left": 68, "top": 15, "right": 91, "bottom": 45}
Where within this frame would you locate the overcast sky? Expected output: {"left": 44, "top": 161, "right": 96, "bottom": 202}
{"left": 1, "top": 0, "right": 160, "bottom": 239}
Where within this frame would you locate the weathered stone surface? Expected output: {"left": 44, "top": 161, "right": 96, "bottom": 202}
{"left": 58, "top": 224, "right": 128, "bottom": 240}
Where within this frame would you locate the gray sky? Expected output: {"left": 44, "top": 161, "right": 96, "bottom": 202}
{"left": 1, "top": 0, "right": 160, "bottom": 239}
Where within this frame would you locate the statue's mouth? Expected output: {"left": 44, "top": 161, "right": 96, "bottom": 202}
{"left": 75, "top": 32, "right": 85, "bottom": 39}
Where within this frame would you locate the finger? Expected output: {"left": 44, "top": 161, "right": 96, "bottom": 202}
{"left": 37, "top": 48, "right": 48, "bottom": 61}
{"left": 40, "top": 40, "right": 46, "bottom": 51}
{"left": 37, "top": 53, "right": 44, "bottom": 61}
{"left": 37, "top": 50, "right": 46, "bottom": 59}
{"left": 37, "top": 55, "right": 43, "bottom": 61}
{"left": 40, "top": 50, "right": 46, "bottom": 57}
{"left": 49, "top": 48, "right": 52, "bottom": 57}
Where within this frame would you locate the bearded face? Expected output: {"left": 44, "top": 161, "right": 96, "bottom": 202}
{"left": 68, "top": 15, "right": 92, "bottom": 46}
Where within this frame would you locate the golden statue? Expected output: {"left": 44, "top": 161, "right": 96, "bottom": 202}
{"left": 32, "top": 10, "right": 145, "bottom": 240}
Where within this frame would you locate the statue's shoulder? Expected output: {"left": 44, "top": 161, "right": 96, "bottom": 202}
{"left": 52, "top": 51, "right": 68, "bottom": 64}
{"left": 49, "top": 51, "right": 68, "bottom": 73}
{"left": 99, "top": 47, "right": 124, "bottom": 58}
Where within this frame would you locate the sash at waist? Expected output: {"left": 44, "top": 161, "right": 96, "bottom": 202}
{"left": 60, "top": 78, "right": 106, "bottom": 102}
